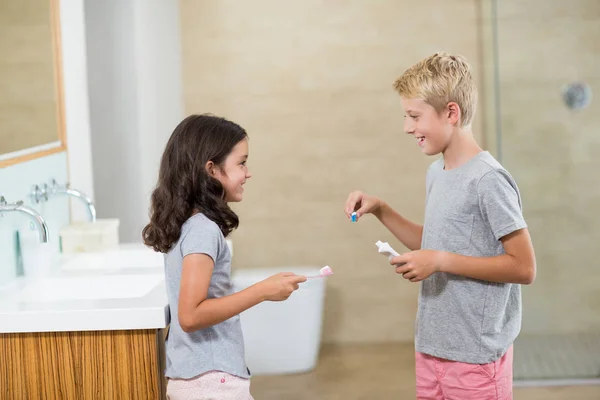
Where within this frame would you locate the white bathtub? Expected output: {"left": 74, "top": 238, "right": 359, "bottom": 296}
{"left": 232, "top": 267, "right": 326, "bottom": 375}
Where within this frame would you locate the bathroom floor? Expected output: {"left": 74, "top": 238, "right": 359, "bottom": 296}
{"left": 251, "top": 343, "right": 600, "bottom": 400}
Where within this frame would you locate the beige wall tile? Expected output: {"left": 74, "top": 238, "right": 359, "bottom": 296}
{"left": 495, "top": 2, "right": 600, "bottom": 335}
{"left": 181, "top": 0, "right": 599, "bottom": 342}
{"left": 180, "top": 0, "right": 488, "bottom": 342}
{"left": 0, "top": 0, "right": 59, "bottom": 155}
{"left": 495, "top": 0, "right": 600, "bottom": 21}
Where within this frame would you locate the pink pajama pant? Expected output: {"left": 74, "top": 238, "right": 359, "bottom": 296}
{"left": 166, "top": 371, "right": 254, "bottom": 400}
{"left": 415, "top": 346, "right": 513, "bottom": 400}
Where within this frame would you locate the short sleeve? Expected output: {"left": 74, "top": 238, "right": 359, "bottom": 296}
{"left": 477, "top": 170, "right": 528, "bottom": 241}
{"left": 180, "top": 217, "right": 221, "bottom": 261}
{"left": 425, "top": 159, "right": 443, "bottom": 204}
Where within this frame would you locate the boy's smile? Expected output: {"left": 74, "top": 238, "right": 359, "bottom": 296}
{"left": 401, "top": 97, "right": 450, "bottom": 156}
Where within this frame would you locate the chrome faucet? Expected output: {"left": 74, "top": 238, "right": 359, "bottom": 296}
{"left": 0, "top": 196, "right": 49, "bottom": 243}
{"left": 45, "top": 179, "right": 97, "bottom": 222}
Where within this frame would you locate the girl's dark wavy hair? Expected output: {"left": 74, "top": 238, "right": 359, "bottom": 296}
{"left": 142, "top": 114, "right": 248, "bottom": 253}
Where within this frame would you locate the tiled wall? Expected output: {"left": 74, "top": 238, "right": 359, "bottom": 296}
{"left": 0, "top": 0, "right": 59, "bottom": 154}
{"left": 492, "top": 0, "right": 600, "bottom": 335}
{"left": 0, "top": 152, "right": 69, "bottom": 284}
{"left": 180, "top": 0, "right": 485, "bottom": 343}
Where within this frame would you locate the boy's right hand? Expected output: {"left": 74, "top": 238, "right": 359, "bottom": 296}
{"left": 258, "top": 272, "right": 307, "bottom": 302}
{"left": 345, "top": 191, "right": 383, "bottom": 221}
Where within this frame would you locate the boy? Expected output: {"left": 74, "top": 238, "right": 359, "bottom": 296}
{"left": 345, "top": 52, "right": 536, "bottom": 399}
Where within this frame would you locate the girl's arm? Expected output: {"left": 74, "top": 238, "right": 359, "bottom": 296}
{"left": 178, "top": 253, "right": 305, "bottom": 332}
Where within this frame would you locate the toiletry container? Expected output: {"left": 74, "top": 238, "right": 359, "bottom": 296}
{"left": 18, "top": 223, "right": 57, "bottom": 278}
{"left": 60, "top": 219, "right": 120, "bottom": 253}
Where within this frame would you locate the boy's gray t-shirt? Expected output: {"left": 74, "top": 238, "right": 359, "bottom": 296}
{"left": 417, "top": 151, "right": 527, "bottom": 364}
{"left": 164, "top": 213, "right": 249, "bottom": 379}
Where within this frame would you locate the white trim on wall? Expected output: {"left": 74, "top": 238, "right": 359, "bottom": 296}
{"left": 84, "top": 0, "right": 184, "bottom": 242}
{"left": 60, "top": 0, "right": 95, "bottom": 222}
{"left": 0, "top": 142, "right": 62, "bottom": 163}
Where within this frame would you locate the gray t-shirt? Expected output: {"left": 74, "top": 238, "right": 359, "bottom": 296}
{"left": 416, "top": 151, "right": 527, "bottom": 364}
{"left": 164, "top": 213, "right": 249, "bottom": 379}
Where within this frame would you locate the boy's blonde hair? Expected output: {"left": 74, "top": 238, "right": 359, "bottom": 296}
{"left": 393, "top": 52, "right": 477, "bottom": 128}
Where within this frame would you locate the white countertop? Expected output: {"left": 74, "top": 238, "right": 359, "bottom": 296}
{"left": 0, "top": 244, "right": 169, "bottom": 333}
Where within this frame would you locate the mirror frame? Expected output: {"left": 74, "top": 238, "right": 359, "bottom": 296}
{"left": 0, "top": 0, "right": 66, "bottom": 169}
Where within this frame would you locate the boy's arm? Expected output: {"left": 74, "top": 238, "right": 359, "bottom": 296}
{"left": 441, "top": 169, "right": 536, "bottom": 284}
{"left": 438, "top": 228, "right": 536, "bottom": 284}
{"left": 375, "top": 201, "right": 423, "bottom": 251}
{"left": 394, "top": 227, "right": 536, "bottom": 285}
{"left": 393, "top": 169, "right": 536, "bottom": 284}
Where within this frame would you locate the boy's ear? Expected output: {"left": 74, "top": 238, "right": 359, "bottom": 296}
{"left": 446, "top": 102, "right": 461, "bottom": 126}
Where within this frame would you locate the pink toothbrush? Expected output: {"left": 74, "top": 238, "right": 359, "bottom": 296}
{"left": 307, "top": 266, "right": 334, "bottom": 279}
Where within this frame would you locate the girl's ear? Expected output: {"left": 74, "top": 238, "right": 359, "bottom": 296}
{"left": 205, "top": 161, "right": 216, "bottom": 176}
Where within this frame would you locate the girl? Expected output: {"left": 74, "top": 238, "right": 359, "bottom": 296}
{"left": 143, "top": 114, "right": 306, "bottom": 399}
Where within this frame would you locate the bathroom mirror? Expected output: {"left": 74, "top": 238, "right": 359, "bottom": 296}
{"left": 0, "top": 0, "right": 66, "bottom": 168}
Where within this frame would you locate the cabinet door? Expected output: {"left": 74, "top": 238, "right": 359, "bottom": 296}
{"left": 0, "top": 329, "right": 167, "bottom": 399}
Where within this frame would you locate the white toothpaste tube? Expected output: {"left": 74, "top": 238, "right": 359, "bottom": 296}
{"left": 375, "top": 240, "right": 400, "bottom": 261}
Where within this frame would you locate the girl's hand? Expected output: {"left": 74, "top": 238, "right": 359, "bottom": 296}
{"left": 257, "top": 272, "right": 307, "bottom": 301}
{"left": 344, "top": 191, "right": 383, "bottom": 221}
{"left": 391, "top": 250, "right": 443, "bottom": 282}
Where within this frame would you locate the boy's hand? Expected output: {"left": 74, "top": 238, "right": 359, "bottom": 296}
{"left": 344, "top": 191, "right": 383, "bottom": 220}
{"left": 391, "top": 250, "right": 443, "bottom": 282}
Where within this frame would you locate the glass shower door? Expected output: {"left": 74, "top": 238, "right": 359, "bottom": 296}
{"left": 488, "top": 0, "right": 600, "bottom": 385}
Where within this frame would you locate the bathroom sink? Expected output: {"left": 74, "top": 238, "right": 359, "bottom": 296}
{"left": 60, "top": 245, "right": 164, "bottom": 270}
{"left": 19, "top": 274, "right": 163, "bottom": 303}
